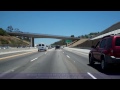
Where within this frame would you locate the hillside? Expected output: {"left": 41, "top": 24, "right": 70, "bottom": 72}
{"left": 93, "top": 22, "right": 120, "bottom": 38}
{"left": 0, "top": 28, "right": 30, "bottom": 47}
{"left": 0, "top": 36, "right": 30, "bottom": 46}
{"left": 69, "top": 22, "right": 120, "bottom": 48}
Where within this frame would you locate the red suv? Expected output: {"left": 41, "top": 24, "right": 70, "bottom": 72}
{"left": 89, "top": 34, "right": 120, "bottom": 71}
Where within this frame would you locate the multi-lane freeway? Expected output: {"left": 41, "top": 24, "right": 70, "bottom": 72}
{"left": 0, "top": 47, "right": 120, "bottom": 79}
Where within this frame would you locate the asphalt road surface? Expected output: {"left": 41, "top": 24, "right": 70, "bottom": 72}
{"left": 0, "top": 48, "right": 120, "bottom": 79}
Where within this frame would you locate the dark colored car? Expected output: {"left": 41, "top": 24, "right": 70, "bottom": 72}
{"left": 89, "top": 34, "right": 120, "bottom": 71}
{"left": 55, "top": 45, "right": 60, "bottom": 49}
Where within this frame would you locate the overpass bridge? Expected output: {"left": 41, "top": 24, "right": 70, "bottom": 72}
{"left": 7, "top": 32, "right": 80, "bottom": 47}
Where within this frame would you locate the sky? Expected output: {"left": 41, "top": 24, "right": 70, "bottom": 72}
{"left": 0, "top": 11, "right": 120, "bottom": 45}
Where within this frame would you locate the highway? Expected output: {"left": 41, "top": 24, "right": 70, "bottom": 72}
{"left": 0, "top": 47, "right": 120, "bottom": 79}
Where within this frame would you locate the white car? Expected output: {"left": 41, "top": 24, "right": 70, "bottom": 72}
{"left": 37, "top": 43, "right": 47, "bottom": 52}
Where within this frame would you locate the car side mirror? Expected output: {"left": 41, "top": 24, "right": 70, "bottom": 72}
{"left": 91, "top": 46, "right": 95, "bottom": 48}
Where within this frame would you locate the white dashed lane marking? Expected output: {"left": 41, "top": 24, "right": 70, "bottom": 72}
{"left": 31, "top": 58, "right": 38, "bottom": 62}
{"left": 66, "top": 55, "right": 70, "bottom": 58}
{"left": 87, "top": 72, "right": 97, "bottom": 79}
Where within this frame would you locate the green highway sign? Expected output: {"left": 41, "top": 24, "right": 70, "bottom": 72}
{"left": 65, "top": 40, "right": 72, "bottom": 43}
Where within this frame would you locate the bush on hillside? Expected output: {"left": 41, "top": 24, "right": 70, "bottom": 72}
{"left": 0, "top": 28, "right": 8, "bottom": 36}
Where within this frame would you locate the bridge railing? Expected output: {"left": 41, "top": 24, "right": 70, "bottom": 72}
{"left": 7, "top": 32, "right": 80, "bottom": 40}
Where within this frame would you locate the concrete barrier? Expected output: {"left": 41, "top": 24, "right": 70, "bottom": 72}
{"left": 0, "top": 47, "right": 37, "bottom": 55}
{"left": 0, "top": 49, "right": 37, "bottom": 55}
{"left": 64, "top": 47, "right": 90, "bottom": 54}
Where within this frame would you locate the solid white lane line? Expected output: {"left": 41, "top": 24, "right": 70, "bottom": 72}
{"left": 11, "top": 69, "right": 14, "bottom": 72}
{"left": 31, "top": 58, "right": 38, "bottom": 62}
{"left": 0, "top": 67, "right": 18, "bottom": 77}
{"left": 66, "top": 55, "right": 70, "bottom": 58}
{"left": 87, "top": 72, "right": 97, "bottom": 79}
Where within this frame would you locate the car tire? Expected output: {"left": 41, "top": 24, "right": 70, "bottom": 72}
{"left": 89, "top": 55, "right": 95, "bottom": 66}
{"left": 101, "top": 59, "right": 109, "bottom": 72}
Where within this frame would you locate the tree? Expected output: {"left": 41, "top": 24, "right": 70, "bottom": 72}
{"left": 78, "top": 36, "right": 80, "bottom": 38}
{"left": 0, "top": 28, "right": 8, "bottom": 36}
{"left": 23, "top": 37, "right": 30, "bottom": 42}
{"left": 71, "top": 35, "right": 74, "bottom": 37}
{"left": 6, "top": 26, "right": 13, "bottom": 32}
{"left": 80, "top": 35, "right": 83, "bottom": 38}
{"left": 14, "top": 28, "right": 20, "bottom": 32}
{"left": 85, "top": 35, "right": 88, "bottom": 38}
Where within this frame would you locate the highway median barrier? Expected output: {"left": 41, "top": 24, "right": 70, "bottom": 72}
{"left": 64, "top": 47, "right": 90, "bottom": 55}
{"left": 0, "top": 48, "right": 37, "bottom": 55}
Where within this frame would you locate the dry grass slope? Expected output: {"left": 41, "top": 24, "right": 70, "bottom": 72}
{"left": 0, "top": 36, "right": 30, "bottom": 45}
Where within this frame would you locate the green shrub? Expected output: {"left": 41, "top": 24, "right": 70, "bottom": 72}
{"left": 0, "top": 28, "right": 8, "bottom": 36}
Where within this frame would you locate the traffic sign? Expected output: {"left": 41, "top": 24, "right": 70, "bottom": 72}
{"left": 65, "top": 40, "right": 72, "bottom": 43}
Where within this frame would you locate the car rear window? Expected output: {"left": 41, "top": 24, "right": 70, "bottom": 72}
{"left": 56, "top": 46, "right": 60, "bottom": 48}
{"left": 115, "top": 38, "right": 120, "bottom": 46}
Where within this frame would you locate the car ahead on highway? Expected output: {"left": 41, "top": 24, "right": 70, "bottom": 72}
{"left": 89, "top": 34, "right": 120, "bottom": 71}
{"left": 55, "top": 45, "right": 60, "bottom": 50}
{"left": 37, "top": 43, "right": 47, "bottom": 52}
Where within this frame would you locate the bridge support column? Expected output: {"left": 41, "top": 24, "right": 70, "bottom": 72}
{"left": 66, "top": 43, "right": 68, "bottom": 47}
{"left": 30, "top": 37, "right": 34, "bottom": 47}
